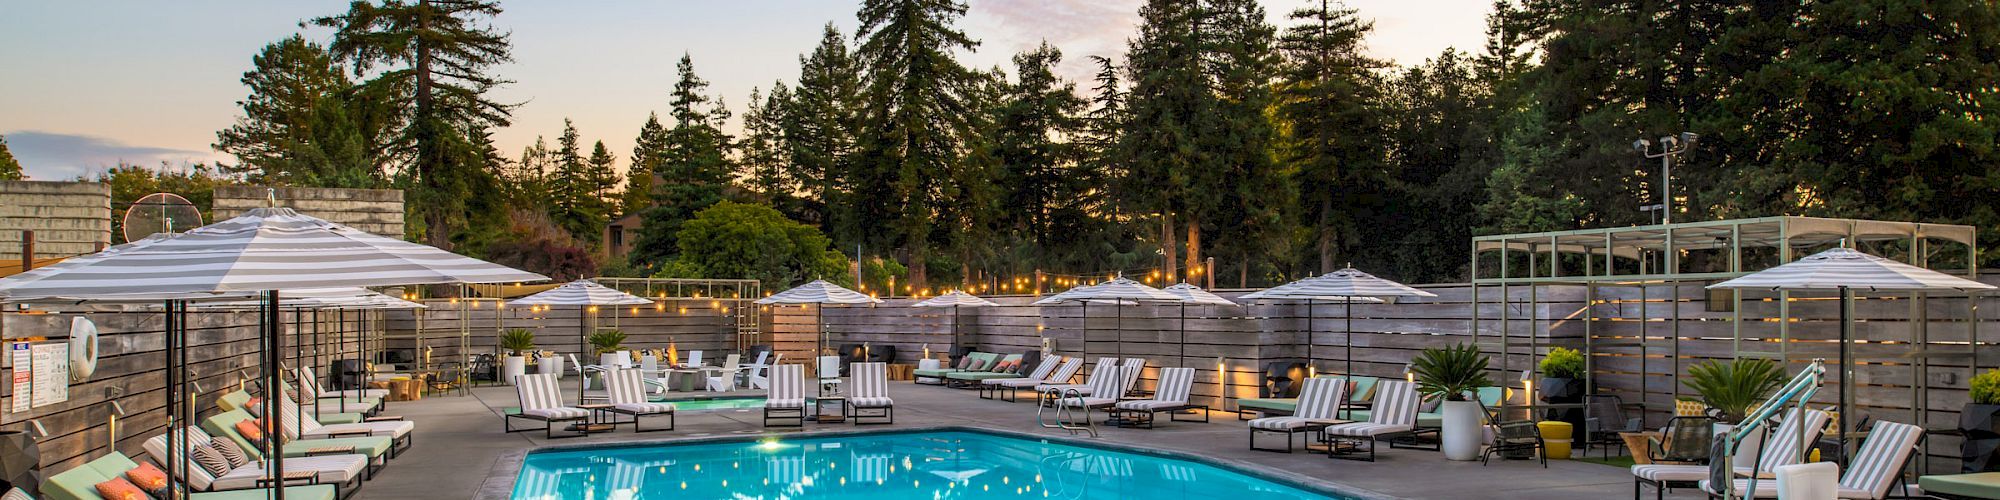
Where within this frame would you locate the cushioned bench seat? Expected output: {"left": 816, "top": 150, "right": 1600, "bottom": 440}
{"left": 1923, "top": 473, "right": 2000, "bottom": 499}
{"left": 1237, "top": 398, "right": 1297, "bottom": 414}
{"left": 41, "top": 451, "right": 337, "bottom": 500}
{"left": 913, "top": 352, "right": 1000, "bottom": 383}
{"left": 204, "top": 409, "right": 394, "bottom": 463}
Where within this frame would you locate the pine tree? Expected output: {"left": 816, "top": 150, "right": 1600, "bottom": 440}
{"left": 214, "top": 35, "right": 382, "bottom": 188}
{"left": 787, "top": 24, "right": 862, "bottom": 237}
{"left": 508, "top": 137, "right": 555, "bottom": 208}
{"left": 1276, "top": 0, "right": 1385, "bottom": 273}
{"left": 547, "top": 119, "right": 595, "bottom": 239}
{"left": 993, "top": 43, "right": 1089, "bottom": 269}
{"left": 0, "top": 135, "right": 22, "bottom": 181}
{"left": 631, "top": 54, "right": 735, "bottom": 267}
{"left": 1201, "top": 0, "right": 1285, "bottom": 282}
{"left": 584, "top": 141, "right": 621, "bottom": 226}
{"left": 315, "top": 0, "right": 514, "bottom": 248}
{"left": 852, "top": 0, "right": 981, "bottom": 287}
{"left": 622, "top": 113, "right": 667, "bottom": 215}
{"left": 739, "top": 85, "right": 797, "bottom": 214}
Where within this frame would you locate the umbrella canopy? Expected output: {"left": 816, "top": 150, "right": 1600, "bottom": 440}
{"left": 506, "top": 279, "right": 653, "bottom": 306}
{"left": 755, "top": 279, "right": 881, "bottom": 305}
{"left": 191, "top": 287, "right": 427, "bottom": 311}
{"left": 1708, "top": 247, "right": 1996, "bottom": 292}
{"left": 912, "top": 290, "right": 999, "bottom": 308}
{"left": 1032, "top": 277, "right": 1182, "bottom": 305}
{"left": 1161, "top": 282, "right": 1239, "bottom": 306}
{"left": 0, "top": 207, "right": 547, "bottom": 300}
{"left": 1238, "top": 267, "right": 1436, "bottom": 301}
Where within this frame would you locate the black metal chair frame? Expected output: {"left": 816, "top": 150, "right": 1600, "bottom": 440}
{"left": 503, "top": 411, "right": 588, "bottom": 439}
{"left": 764, "top": 404, "right": 805, "bottom": 427}
{"left": 595, "top": 407, "right": 675, "bottom": 432}
{"left": 1108, "top": 404, "right": 1209, "bottom": 429}
{"left": 1633, "top": 414, "right": 1718, "bottom": 500}
{"left": 847, "top": 403, "right": 894, "bottom": 425}
{"left": 1250, "top": 422, "right": 1330, "bottom": 453}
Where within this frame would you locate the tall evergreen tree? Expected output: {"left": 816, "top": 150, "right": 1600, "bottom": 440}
{"left": 0, "top": 135, "right": 22, "bottom": 181}
{"left": 546, "top": 119, "right": 599, "bottom": 239}
{"left": 788, "top": 24, "right": 863, "bottom": 239}
{"left": 315, "top": 0, "right": 514, "bottom": 248}
{"left": 1201, "top": 0, "right": 1286, "bottom": 283}
{"left": 992, "top": 43, "right": 1089, "bottom": 269}
{"left": 621, "top": 113, "right": 667, "bottom": 216}
{"left": 584, "top": 141, "right": 622, "bottom": 222}
{"left": 852, "top": 0, "right": 981, "bottom": 287}
{"left": 631, "top": 53, "right": 735, "bottom": 267}
{"left": 1276, "top": 0, "right": 1385, "bottom": 273}
{"left": 214, "top": 35, "right": 383, "bottom": 188}
{"left": 507, "top": 136, "right": 555, "bottom": 208}
{"left": 738, "top": 85, "right": 795, "bottom": 210}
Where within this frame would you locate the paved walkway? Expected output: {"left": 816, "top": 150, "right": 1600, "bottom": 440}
{"left": 349, "top": 380, "right": 1698, "bottom": 500}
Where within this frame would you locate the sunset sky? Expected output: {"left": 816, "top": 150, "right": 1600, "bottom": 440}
{"left": 0, "top": 0, "right": 1493, "bottom": 180}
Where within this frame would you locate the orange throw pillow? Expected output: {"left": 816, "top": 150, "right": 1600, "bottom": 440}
{"left": 235, "top": 419, "right": 267, "bottom": 445}
{"left": 125, "top": 461, "right": 173, "bottom": 498}
{"left": 94, "top": 477, "right": 147, "bottom": 500}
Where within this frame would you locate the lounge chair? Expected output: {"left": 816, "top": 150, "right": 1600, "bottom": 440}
{"left": 275, "top": 393, "right": 415, "bottom": 456}
{"left": 1111, "top": 367, "right": 1207, "bottom": 428}
{"left": 504, "top": 373, "right": 589, "bottom": 438}
{"left": 981, "top": 357, "right": 1081, "bottom": 401}
{"left": 294, "top": 367, "right": 389, "bottom": 400}
{"left": 218, "top": 389, "right": 365, "bottom": 425}
{"left": 1632, "top": 407, "right": 1830, "bottom": 500}
{"left": 816, "top": 355, "right": 843, "bottom": 395}
{"left": 1036, "top": 358, "right": 1137, "bottom": 403}
{"left": 749, "top": 353, "right": 784, "bottom": 390}
{"left": 144, "top": 428, "right": 367, "bottom": 499}
{"left": 943, "top": 353, "right": 1027, "bottom": 388}
{"left": 202, "top": 409, "right": 393, "bottom": 476}
{"left": 765, "top": 364, "right": 806, "bottom": 427}
{"left": 40, "top": 451, "right": 337, "bottom": 500}
{"left": 1048, "top": 363, "right": 1132, "bottom": 427}
{"left": 1700, "top": 420, "right": 1924, "bottom": 499}
{"left": 685, "top": 350, "right": 705, "bottom": 367}
{"left": 1234, "top": 374, "right": 1343, "bottom": 419}
{"left": 848, "top": 362, "right": 894, "bottom": 424}
{"left": 1320, "top": 379, "right": 1421, "bottom": 461}
{"left": 1118, "top": 358, "right": 1147, "bottom": 397}
{"left": 914, "top": 352, "right": 1000, "bottom": 385}
{"left": 1248, "top": 377, "right": 1347, "bottom": 453}
{"left": 1479, "top": 396, "right": 1547, "bottom": 467}
{"left": 706, "top": 354, "right": 742, "bottom": 392}
{"left": 740, "top": 351, "right": 770, "bottom": 387}
{"left": 599, "top": 368, "right": 676, "bottom": 432}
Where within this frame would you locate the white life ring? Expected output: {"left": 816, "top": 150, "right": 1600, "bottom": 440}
{"left": 69, "top": 316, "right": 99, "bottom": 382}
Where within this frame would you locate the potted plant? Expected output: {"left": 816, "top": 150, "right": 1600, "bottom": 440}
{"left": 497, "top": 329, "right": 535, "bottom": 385}
{"left": 1685, "top": 358, "right": 1785, "bottom": 469}
{"left": 589, "top": 329, "right": 630, "bottom": 367}
{"left": 1539, "top": 347, "right": 1588, "bottom": 433}
{"left": 1412, "top": 343, "right": 1493, "bottom": 461}
{"left": 1961, "top": 369, "right": 2000, "bottom": 472}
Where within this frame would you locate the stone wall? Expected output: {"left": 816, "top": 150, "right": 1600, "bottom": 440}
{"left": 0, "top": 181, "right": 111, "bottom": 262}
{"left": 213, "top": 186, "right": 404, "bottom": 238}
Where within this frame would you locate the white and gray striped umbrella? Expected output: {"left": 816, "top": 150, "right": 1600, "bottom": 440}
{"left": 1161, "top": 282, "right": 1239, "bottom": 306}
{"left": 191, "top": 287, "right": 426, "bottom": 311}
{"left": 1238, "top": 267, "right": 1434, "bottom": 301}
{"left": 1032, "top": 277, "right": 1183, "bottom": 305}
{"left": 1708, "top": 247, "right": 1995, "bottom": 292}
{"left": 912, "top": 290, "right": 999, "bottom": 308}
{"left": 506, "top": 279, "right": 652, "bottom": 306}
{"left": 0, "top": 207, "right": 547, "bottom": 300}
{"left": 755, "top": 279, "right": 880, "bottom": 305}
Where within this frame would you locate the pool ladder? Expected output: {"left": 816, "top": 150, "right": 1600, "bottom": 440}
{"left": 1036, "top": 388, "right": 1098, "bottom": 437}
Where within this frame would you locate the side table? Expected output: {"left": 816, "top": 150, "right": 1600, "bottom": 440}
{"left": 814, "top": 397, "right": 847, "bottom": 424}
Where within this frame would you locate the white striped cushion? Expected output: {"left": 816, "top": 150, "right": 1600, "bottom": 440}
{"left": 1059, "top": 397, "right": 1118, "bottom": 407}
{"left": 1119, "top": 358, "right": 1146, "bottom": 393}
{"left": 3, "top": 487, "right": 31, "bottom": 500}
{"left": 1631, "top": 464, "right": 1709, "bottom": 482}
{"left": 515, "top": 373, "right": 568, "bottom": 411}
{"left": 1116, "top": 399, "right": 1191, "bottom": 410}
{"left": 768, "top": 365, "right": 803, "bottom": 402}
{"left": 1151, "top": 367, "right": 1194, "bottom": 405}
{"left": 766, "top": 398, "right": 806, "bottom": 409}
{"left": 1757, "top": 409, "right": 1831, "bottom": 471}
{"left": 605, "top": 368, "right": 650, "bottom": 405}
{"left": 853, "top": 362, "right": 890, "bottom": 399}
{"left": 293, "top": 367, "right": 323, "bottom": 400}
{"left": 1366, "top": 380, "right": 1420, "bottom": 426}
{"left": 1839, "top": 421, "right": 1922, "bottom": 497}
{"left": 1324, "top": 422, "right": 1413, "bottom": 437}
{"left": 1022, "top": 357, "right": 1061, "bottom": 381}
{"left": 207, "top": 454, "right": 366, "bottom": 491}
{"left": 1248, "top": 416, "right": 1333, "bottom": 431}
{"left": 850, "top": 397, "right": 894, "bottom": 408}
{"left": 1293, "top": 377, "right": 1348, "bottom": 420}
{"left": 144, "top": 428, "right": 219, "bottom": 490}
{"left": 524, "top": 407, "right": 588, "bottom": 419}
{"left": 307, "top": 420, "right": 412, "bottom": 439}
{"left": 612, "top": 402, "right": 675, "bottom": 414}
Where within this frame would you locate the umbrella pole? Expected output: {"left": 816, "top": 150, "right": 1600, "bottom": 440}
{"left": 263, "top": 290, "right": 287, "bottom": 500}
{"left": 578, "top": 306, "right": 588, "bottom": 404}
{"left": 1840, "top": 286, "right": 1853, "bottom": 460}
{"left": 1345, "top": 300, "right": 1353, "bottom": 376}
{"left": 1179, "top": 302, "right": 1186, "bottom": 369}
{"left": 161, "top": 299, "right": 180, "bottom": 500}
{"left": 951, "top": 305, "right": 960, "bottom": 361}
{"left": 1307, "top": 299, "right": 1315, "bottom": 377}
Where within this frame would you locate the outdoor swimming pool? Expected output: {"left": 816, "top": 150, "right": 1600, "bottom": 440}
{"left": 512, "top": 429, "right": 1348, "bottom": 499}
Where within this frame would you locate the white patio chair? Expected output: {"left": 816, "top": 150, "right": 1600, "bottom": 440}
{"left": 764, "top": 364, "right": 806, "bottom": 427}
{"left": 849, "top": 362, "right": 894, "bottom": 424}
{"left": 817, "top": 355, "right": 843, "bottom": 396}
{"left": 706, "top": 354, "right": 743, "bottom": 392}
{"left": 1321, "top": 380, "right": 1422, "bottom": 462}
{"left": 1111, "top": 367, "right": 1206, "bottom": 428}
{"left": 749, "top": 353, "right": 784, "bottom": 390}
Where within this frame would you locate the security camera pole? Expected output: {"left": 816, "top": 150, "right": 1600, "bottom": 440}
{"left": 1632, "top": 132, "right": 1698, "bottom": 224}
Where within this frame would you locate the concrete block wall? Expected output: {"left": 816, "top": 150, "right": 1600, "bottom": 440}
{"left": 0, "top": 181, "right": 111, "bottom": 261}
{"left": 213, "top": 186, "right": 404, "bottom": 238}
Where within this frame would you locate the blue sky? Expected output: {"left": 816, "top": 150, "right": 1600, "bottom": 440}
{"left": 0, "top": 0, "right": 1493, "bottom": 181}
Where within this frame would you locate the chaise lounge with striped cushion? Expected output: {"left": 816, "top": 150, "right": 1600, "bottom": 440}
{"left": 144, "top": 428, "right": 368, "bottom": 499}
{"left": 1700, "top": 420, "right": 1924, "bottom": 499}
{"left": 985, "top": 357, "right": 1086, "bottom": 402}
{"left": 276, "top": 392, "right": 414, "bottom": 456}
{"left": 1247, "top": 377, "right": 1347, "bottom": 453}
{"left": 1320, "top": 379, "right": 1421, "bottom": 462}
{"left": 505, "top": 373, "right": 589, "bottom": 438}
{"left": 976, "top": 356, "right": 1059, "bottom": 399}
{"left": 599, "top": 368, "right": 676, "bottom": 432}
{"left": 765, "top": 364, "right": 807, "bottom": 427}
{"left": 1632, "top": 407, "right": 1830, "bottom": 500}
{"left": 848, "top": 362, "right": 895, "bottom": 424}
{"left": 1111, "top": 367, "right": 1207, "bottom": 428}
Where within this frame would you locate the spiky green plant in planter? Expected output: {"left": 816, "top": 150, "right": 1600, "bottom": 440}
{"left": 588, "top": 329, "right": 628, "bottom": 356}
{"left": 1412, "top": 343, "right": 1493, "bottom": 401}
{"left": 1684, "top": 358, "right": 1785, "bottom": 424}
{"left": 498, "top": 329, "right": 536, "bottom": 356}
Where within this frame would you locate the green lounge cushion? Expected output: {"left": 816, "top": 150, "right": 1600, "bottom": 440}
{"left": 202, "top": 409, "right": 391, "bottom": 460}
{"left": 1342, "top": 409, "right": 1444, "bottom": 428}
{"left": 911, "top": 368, "right": 960, "bottom": 378}
{"left": 1237, "top": 398, "right": 1297, "bottom": 413}
{"left": 41, "top": 452, "right": 335, "bottom": 500}
{"left": 1922, "top": 473, "right": 2000, "bottom": 499}
{"left": 944, "top": 371, "right": 1020, "bottom": 381}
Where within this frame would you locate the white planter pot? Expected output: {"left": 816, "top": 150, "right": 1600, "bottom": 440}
{"left": 501, "top": 356, "right": 527, "bottom": 385}
{"left": 1715, "top": 422, "right": 1766, "bottom": 470}
{"left": 1442, "top": 400, "right": 1483, "bottom": 461}
{"left": 600, "top": 352, "right": 625, "bottom": 368}
{"left": 539, "top": 357, "right": 564, "bottom": 378}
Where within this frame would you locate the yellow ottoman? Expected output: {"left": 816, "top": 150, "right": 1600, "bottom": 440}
{"left": 1537, "top": 421, "right": 1574, "bottom": 459}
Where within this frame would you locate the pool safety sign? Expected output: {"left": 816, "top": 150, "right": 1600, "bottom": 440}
{"left": 8, "top": 342, "right": 26, "bottom": 413}
{"left": 8, "top": 341, "right": 69, "bottom": 412}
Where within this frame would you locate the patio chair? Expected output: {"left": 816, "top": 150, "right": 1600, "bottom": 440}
{"left": 294, "top": 366, "right": 389, "bottom": 401}
{"left": 706, "top": 354, "right": 743, "bottom": 392}
{"left": 848, "top": 362, "right": 894, "bottom": 424}
{"left": 749, "top": 353, "right": 784, "bottom": 390}
{"left": 505, "top": 373, "right": 589, "bottom": 439}
{"left": 275, "top": 391, "right": 415, "bottom": 456}
{"left": 600, "top": 368, "right": 676, "bottom": 432}
{"left": 1248, "top": 377, "right": 1348, "bottom": 453}
{"left": 1119, "top": 357, "right": 1147, "bottom": 397}
{"left": 1646, "top": 415, "right": 1718, "bottom": 464}
{"left": 1478, "top": 396, "right": 1547, "bottom": 467}
{"left": 979, "top": 356, "right": 1068, "bottom": 401}
{"left": 739, "top": 351, "right": 770, "bottom": 386}
{"left": 1320, "top": 379, "right": 1421, "bottom": 462}
{"left": 1111, "top": 367, "right": 1207, "bottom": 428}
{"left": 144, "top": 427, "right": 367, "bottom": 499}
{"left": 1700, "top": 420, "right": 1924, "bottom": 499}
{"left": 816, "top": 355, "right": 843, "bottom": 395}
{"left": 685, "top": 350, "right": 705, "bottom": 367}
{"left": 1632, "top": 407, "right": 1830, "bottom": 500}
{"left": 1035, "top": 358, "right": 1130, "bottom": 404}
{"left": 764, "top": 364, "right": 806, "bottom": 427}
{"left": 41, "top": 451, "right": 338, "bottom": 500}
{"left": 202, "top": 409, "right": 393, "bottom": 477}
{"left": 638, "top": 354, "right": 668, "bottom": 394}
{"left": 566, "top": 354, "right": 609, "bottom": 402}
{"left": 1048, "top": 364, "right": 1131, "bottom": 428}
{"left": 1585, "top": 394, "right": 1646, "bottom": 458}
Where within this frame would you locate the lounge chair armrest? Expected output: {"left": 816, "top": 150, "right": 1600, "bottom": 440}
{"left": 363, "top": 416, "right": 404, "bottom": 422}
{"left": 305, "top": 445, "right": 356, "bottom": 456}
{"left": 257, "top": 470, "right": 320, "bottom": 487}
{"left": 325, "top": 430, "right": 373, "bottom": 438}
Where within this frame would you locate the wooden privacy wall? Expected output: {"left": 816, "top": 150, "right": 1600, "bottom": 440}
{"left": 379, "top": 301, "right": 741, "bottom": 366}
{"left": 0, "top": 308, "right": 371, "bottom": 473}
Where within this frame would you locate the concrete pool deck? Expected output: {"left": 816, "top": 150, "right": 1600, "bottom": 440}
{"left": 350, "top": 380, "right": 1702, "bottom": 499}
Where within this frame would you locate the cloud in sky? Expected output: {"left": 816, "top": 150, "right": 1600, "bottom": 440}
{"left": 962, "top": 0, "right": 1143, "bottom": 82}
{"left": 4, "top": 130, "right": 227, "bottom": 181}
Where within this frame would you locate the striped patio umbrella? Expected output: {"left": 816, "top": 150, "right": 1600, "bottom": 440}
{"left": 1161, "top": 283, "right": 1238, "bottom": 367}
{"left": 1239, "top": 267, "right": 1429, "bottom": 376}
{"left": 1032, "top": 277, "right": 1184, "bottom": 359}
{"left": 189, "top": 287, "right": 427, "bottom": 311}
{"left": 755, "top": 279, "right": 881, "bottom": 359}
{"left": 509, "top": 280, "right": 652, "bottom": 402}
{"left": 1711, "top": 247, "right": 1994, "bottom": 454}
{"left": 0, "top": 206, "right": 545, "bottom": 500}
{"left": 914, "top": 291, "right": 1000, "bottom": 358}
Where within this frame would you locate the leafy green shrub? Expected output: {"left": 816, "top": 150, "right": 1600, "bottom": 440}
{"left": 1973, "top": 370, "right": 2000, "bottom": 405}
{"left": 498, "top": 329, "right": 535, "bottom": 355}
{"left": 1412, "top": 343, "right": 1493, "bottom": 401}
{"left": 587, "top": 329, "right": 628, "bottom": 356}
{"left": 1685, "top": 358, "right": 1786, "bottom": 424}
{"left": 663, "top": 201, "right": 851, "bottom": 289}
{"left": 1540, "top": 347, "right": 1585, "bottom": 379}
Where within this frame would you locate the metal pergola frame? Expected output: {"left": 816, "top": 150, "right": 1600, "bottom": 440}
{"left": 1469, "top": 216, "right": 1980, "bottom": 465}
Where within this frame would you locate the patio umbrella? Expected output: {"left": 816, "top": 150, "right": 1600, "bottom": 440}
{"left": 1161, "top": 283, "right": 1238, "bottom": 368}
{"left": 1709, "top": 247, "right": 1994, "bottom": 455}
{"left": 0, "top": 206, "right": 545, "bottom": 500}
{"left": 1240, "top": 266, "right": 1430, "bottom": 376}
{"left": 507, "top": 279, "right": 652, "bottom": 402}
{"left": 1033, "top": 277, "right": 1184, "bottom": 359}
{"left": 756, "top": 279, "right": 881, "bottom": 360}
{"left": 192, "top": 288, "right": 426, "bottom": 422}
{"left": 913, "top": 291, "right": 999, "bottom": 360}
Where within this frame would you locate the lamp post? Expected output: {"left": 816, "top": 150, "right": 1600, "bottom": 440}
{"left": 1632, "top": 132, "right": 1699, "bottom": 224}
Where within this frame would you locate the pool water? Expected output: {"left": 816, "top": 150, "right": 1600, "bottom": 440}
{"left": 513, "top": 430, "right": 1345, "bottom": 499}
{"left": 659, "top": 396, "right": 765, "bottom": 411}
